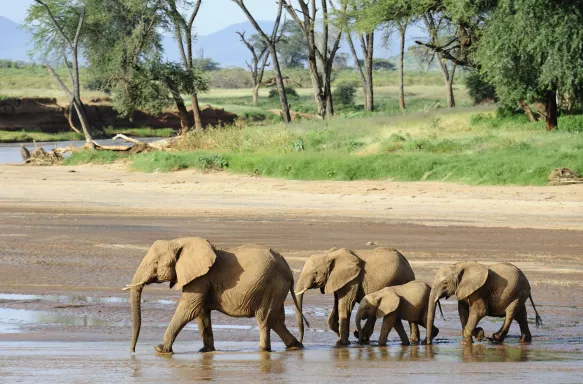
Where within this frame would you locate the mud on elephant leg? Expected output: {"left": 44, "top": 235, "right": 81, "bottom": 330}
{"left": 156, "top": 297, "right": 201, "bottom": 354}
{"left": 196, "top": 309, "right": 215, "bottom": 353}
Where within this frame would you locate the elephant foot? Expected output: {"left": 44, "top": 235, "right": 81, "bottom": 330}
{"left": 154, "top": 344, "right": 173, "bottom": 355}
{"left": 401, "top": 341, "right": 411, "bottom": 347}
{"left": 409, "top": 336, "right": 420, "bottom": 344}
{"left": 335, "top": 339, "right": 350, "bottom": 347}
{"left": 259, "top": 346, "right": 272, "bottom": 352}
{"left": 473, "top": 328, "right": 485, "bottom": 342}
{"left": 198, "top": 346, "right": 216, "bottom": 353}
{"left": 286, "top": 341, "right": 304, "bottom": 351}
{"left": 492, "top": 332, "right": 505, "bottom": 343}
{"left": 520, "top": 334, "right": 532, "bottom": 343}
{"left": 378, "top": 342, "right": 387, "bottom": 347}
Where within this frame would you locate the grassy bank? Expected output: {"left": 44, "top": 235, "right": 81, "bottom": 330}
{"left": 64, "top": 107, "right": 583, "bottom": 185}
{"left": 0, "top": 130, "right": 83, "bottom": 143}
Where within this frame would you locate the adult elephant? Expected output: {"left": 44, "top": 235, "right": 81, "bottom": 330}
{"left": 124, "top": 237, "right": 307, "bottom": 354}
{"left": 295, "top": 247, "right": 417, "bottom": 346}
{"left": 426, "top": 261, "right": 542, "bottom": 345}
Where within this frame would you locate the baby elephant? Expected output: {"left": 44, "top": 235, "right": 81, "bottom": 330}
{"left": 354, "top": 281, "right": 440, "bottom": 346}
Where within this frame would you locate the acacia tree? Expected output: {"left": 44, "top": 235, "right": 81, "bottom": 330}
{"left": 237, "top": 31, "right": 270, "bottom": 105}
{"left": 475, "top": 0, "right": 583, "bottom": 131}
{"left": 283, "top": 0, "right": 346, "bottom": 118}
{"left": 26, "top": 0, "right": 95, "bottom": 148}
{"left": 164, "top": 0, "right": 204, "bottom": 131}
{"left": 232, "top": 0, "right": 291, "bottom": 123}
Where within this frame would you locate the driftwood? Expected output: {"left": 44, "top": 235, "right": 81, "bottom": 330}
{"left": 548, "top": 168, "right": 583, "bottom": 185}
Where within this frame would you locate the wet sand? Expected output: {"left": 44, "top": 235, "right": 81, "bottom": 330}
{"left": 1, "top": 164, "right": 583, "bottom": 382}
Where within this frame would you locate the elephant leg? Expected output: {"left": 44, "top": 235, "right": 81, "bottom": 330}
{"left": 256, "top": 307, "right": 272, "bottom": 352}
{"left": 196, "top": 309, "right": 215, "bottom": 353}
{"left": 360, "top": 317, "right": 376, "bottom": 343}
{"left": 420, "top": 313, "right": 439, "bottom": 344}
{"left": 271, "top": 305, "right": 303, "bottom": 350}
{"left": 515, "top": 306, "right": 532, "bottom": 343}
{"left": 462, "top": 302, "right": 486, "bottom": 345}
{"left": 336, "top": 285, "right": 358, "bottom": 347}
{"left": 394, "top": 320, "right": 411, "bottom": 346}
{"left": 328, "top": 293, "right": 340, "bottom": 336}
{"left": 493, "top": 300, "right": 519, "bottom": 343}
{"left": 378, "top": 314, "right": 396, "bottom": 347}
{"left": 156, "top": 296, "right": 201, "bottom": 354}
{"left": 409, "top": 322, "right": 420, "bottom": 344}
{"left": 459, "top": 301, "right": 484, "bottom": 341}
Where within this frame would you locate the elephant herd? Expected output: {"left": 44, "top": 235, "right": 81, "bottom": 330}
{"left": 124, "top": 237, "right": 542, "bottom": 354}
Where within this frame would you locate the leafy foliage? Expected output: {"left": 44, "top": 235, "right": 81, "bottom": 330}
{"left": 333, "top": 82, "right": 357, "bottom": 106}
{"left": 465, "top": 70, "right": 497, "bottom": 105}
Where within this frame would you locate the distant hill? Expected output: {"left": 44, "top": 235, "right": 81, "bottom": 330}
{"left": 0, "top": 16, "right": 33, "bottom": 62}
{"left": 0, "top": 16, "right": 427, "bottom": 69}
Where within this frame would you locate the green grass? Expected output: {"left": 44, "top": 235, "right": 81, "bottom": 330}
{"left": 63, "top": 107, "right": 583, "bottom": 185}
{"left": 103, "top": 127, "right": 176, "bottom": 138}
{"left": 0, "top": 129, "right": 83, "bottom": 143}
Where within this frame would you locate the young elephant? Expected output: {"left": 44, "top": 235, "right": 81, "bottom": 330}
{"left": 354, "top": 281, "right": 440, "bottom": 346}
{"left": 124, "top": 237, "right": 307, "bottom": 354}
{"left": 295, "top": 247, "right": 417, "bottom": 346}
{"left": 426, "top": 261, "right": 542, "bottom": 345}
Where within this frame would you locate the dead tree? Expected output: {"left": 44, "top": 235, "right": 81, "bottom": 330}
{"left": 237, "top": 31, "right": 271, "bottom": 105}
{"left": 284, "top": 0, "right": 345, "bottom": 118}
{"left": 232, "top": 0, "right": 291, "bottom": 123}
{"left": 165, "top": 0, "right": 204, "bottom": 131}
{"left": 34, "top": 0, "right": 95, "bottom": 148}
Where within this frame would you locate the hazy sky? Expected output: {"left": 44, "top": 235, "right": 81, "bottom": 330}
{"left": 0, "top": 0, "right": 278, "bottom": 35}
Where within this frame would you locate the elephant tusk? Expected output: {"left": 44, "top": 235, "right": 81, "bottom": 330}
{"left": 122, "top": 282, "right": 145, "bottom": 291}
{"left": 295, "top": 289, "right": 307, "bottom": 296}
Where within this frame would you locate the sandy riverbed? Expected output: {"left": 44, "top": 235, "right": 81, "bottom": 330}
{"left": 0, "top": 164, "right": 582, "bottom": 383}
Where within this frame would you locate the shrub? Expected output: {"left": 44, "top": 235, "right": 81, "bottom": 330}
{"left": 268, "top": 87, "right": 299, "bottom": 99}
{"left": 559, "top": 115, "right": 583, "bottom": 133}
{"left": 333, "top": 82, "right": 357, "bottom": 106}
{"left": 465, "top": 70, "right": 498, "bottom": 105}
{"left": 197, "top": 154, "right": 228, "bottom": 170}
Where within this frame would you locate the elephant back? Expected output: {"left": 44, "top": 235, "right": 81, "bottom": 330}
{"left": 358, "top": 247, "right": 416, "bottom": 295}
{"left": 487, "top": 262, "right": 531, "bottom": 306}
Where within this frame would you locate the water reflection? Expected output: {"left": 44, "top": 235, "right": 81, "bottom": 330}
{"left": 461, "top": 343, "right": 529, "bottom": 363}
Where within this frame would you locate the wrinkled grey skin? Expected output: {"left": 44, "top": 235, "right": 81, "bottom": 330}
{"left": 126, "top": 237, "right": 306, "bottom": 354}
{"left": 295, "top": 247, "right": 417, "bottom": 347}
{"left": 354, "top": 281, "right": 439, "bottom": 346}
{"left": 426, "top": 261, "right": 542, "bottom": 345}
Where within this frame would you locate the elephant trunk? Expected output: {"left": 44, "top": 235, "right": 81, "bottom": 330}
{"left": 425, "top": 288, "right": 440, "bottom": 345}
{"left": 296, "top": 292, "right": 304, "bottom": 343}
{"left": 355, "top": 307, "right": 364, "bottom": 341}
{"left": 130, "top": 285, "right": 144, "bottom": 353}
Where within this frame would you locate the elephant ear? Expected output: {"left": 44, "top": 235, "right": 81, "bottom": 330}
{"left": 173, "top": 238, "right": 217, "bottom": 290}
{"left": 376, "top": 291, "right": 400, "bottom": 319}
{"left": 456, "top": 262, "right": 489, "bottom": 300}
{"left": 324, "top": 248, "right": 362, "bottom": 294}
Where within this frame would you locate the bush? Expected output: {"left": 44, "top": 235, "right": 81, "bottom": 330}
{"left": 197, "top": 154, "right": 228, "bottom": 170}
{"left": 559, "top": 115, "right": 583, "bottom": 133}
{"left": 465, "top": 70, "right": 498, "bottom": 105}
{"left": 268, "top": 87, "right": 299, "bottom": 99}
{"left": 333, "top": 82, "right": 357, "bottom": 106}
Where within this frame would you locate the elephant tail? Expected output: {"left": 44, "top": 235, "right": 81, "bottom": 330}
{"left": 529, "top": 295, "right": 543, "bottom": 328}
{"left": 291, "top": 286, "right": 310, "bottom": 328}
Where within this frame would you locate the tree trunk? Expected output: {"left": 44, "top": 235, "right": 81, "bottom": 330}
{"left": 191, "top": 94, "right": 203, "bottom": 131}
{"left": 546, "top": 90, "right": 558, "bottom": 131}
{"left": 253, "top": 84, "right": 260, "bottom": 105}
{"left": 346, "top": 33, "right": 369, "bottom": 111}
{"left": 269, "top": 46, "right": 291, "bottom": 123}
{"left": 362, "top": 33, "right": 374, "bottom": 112}
{"left": 446, "top": 80, "right": 455, "bottom": 108}
{"left": 307, "top": 53, "right": 326, "bottom": 118}
{"left": 398, "top": 25, "right": 407, "bottom": 111}
{"left": 519, "top": 101, "right": 538, "bottom": 123}
{"left": 73, "top": 99, "right": 95, "bottom": 149}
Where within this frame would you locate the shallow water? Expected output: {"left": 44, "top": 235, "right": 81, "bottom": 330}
{"left": 0, "top": 137, "right": 163, "bottom": 164}
{"left": 0, "top": 341, "right": 582, "bottom": 384}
